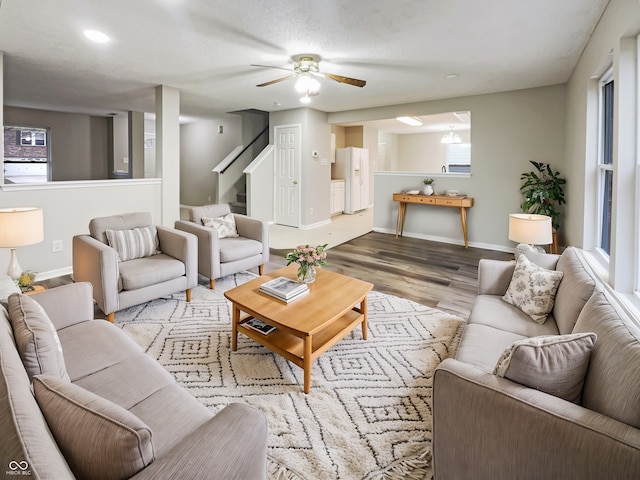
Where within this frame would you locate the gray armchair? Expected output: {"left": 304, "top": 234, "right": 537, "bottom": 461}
{"left": 72, "top": 212, "right": 197, "bottom": 322}
{"left": 175, "top": 204, "right": 269, "bottom": 289}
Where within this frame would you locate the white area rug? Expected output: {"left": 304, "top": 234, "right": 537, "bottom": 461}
{"left": 115, "top": 273, "right": 464, "bottom": 480}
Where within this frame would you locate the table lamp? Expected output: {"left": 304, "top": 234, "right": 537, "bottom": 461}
{"left": 0, "top": 207, "right": 44, "bottom": 280}
{"left": 508, "top": 213, "right": 552, "bottom": 258}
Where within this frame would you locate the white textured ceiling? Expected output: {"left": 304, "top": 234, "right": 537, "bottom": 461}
{"left": 0, "top": 0, "right": 609, "bottom": 119}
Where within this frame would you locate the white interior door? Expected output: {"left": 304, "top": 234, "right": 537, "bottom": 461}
{"left": 274, "top": 125, "right": 301, "bottom": 227}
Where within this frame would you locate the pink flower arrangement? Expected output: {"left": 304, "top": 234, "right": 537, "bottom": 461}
{"left": 285, "top": 244, "right": 329, "bottom": 269}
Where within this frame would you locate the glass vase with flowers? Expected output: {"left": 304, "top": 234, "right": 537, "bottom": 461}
{"left": 285, "top": 244, "right": 328, "bottom": 284}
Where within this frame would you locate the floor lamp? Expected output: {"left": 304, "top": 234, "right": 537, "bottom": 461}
{"left": 508, "top": 213, "right": 552, "bottom": 259}
{"left": 0, "top": 208, "right": 44, "bottom": 280}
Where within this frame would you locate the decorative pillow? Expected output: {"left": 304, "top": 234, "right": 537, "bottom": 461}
{"left": 502, "top": 254, "right": 564, "bottom": 324}
{"left": 0, "top": 274, "right": 20, "bottom": 303}
{"left": 33, "top": 375, "right": 154, "bottom": 480}
{"left": 7, "top": 293, "right": 70, "bottom": 382}
{"left": 494, "top": 332, "right": 597, "bottom": 403}
{"left": 105, "top": 225, "right": 160, "bottom": 262}
{"left": 202, "top": 212, "right": 239, "bottom": 238}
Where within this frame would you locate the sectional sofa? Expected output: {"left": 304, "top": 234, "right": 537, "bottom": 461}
{"left": 433, "top": 247, "right": 640, "bottom": 479}
{"left": 0, "top": 280, "right": 268, "bottom": 479}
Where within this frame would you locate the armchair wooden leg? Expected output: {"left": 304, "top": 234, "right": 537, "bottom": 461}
{"left": 107, "top": 312, "right": 115, "bottom": 323}
{"left": 259, "top": 264, "right": 264, "bottom": 276}
{"left": 210, "top": 279, "right": 215, "bottom": 290}
{"left": 186, "top": 288, "right": 192, "bottom": 302}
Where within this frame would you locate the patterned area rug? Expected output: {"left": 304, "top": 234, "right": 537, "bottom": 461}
{"left": 115, "top": 273, "right": 465, "bottom": 480}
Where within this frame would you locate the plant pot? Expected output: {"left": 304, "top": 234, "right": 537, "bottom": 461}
{"left": 423, "top": 185, "right": 434, "bottom": 196}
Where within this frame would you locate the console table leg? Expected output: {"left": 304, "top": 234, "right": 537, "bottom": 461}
{"left": 460, "top": 207, "right": 469, "bottom": 248}
{"left": 395, "top": 202, "right": 407, "bottom": 238}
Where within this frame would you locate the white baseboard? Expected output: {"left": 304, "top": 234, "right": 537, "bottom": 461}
{"left": 35, "top": 266, "right": 73, "bottom": 282}
{"left": 372, "top": 227, "right": 514, "bottom": 253}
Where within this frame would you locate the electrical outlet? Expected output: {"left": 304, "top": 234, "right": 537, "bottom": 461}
{"left": 52, "top": 240, "right": 63, "bottom": 252}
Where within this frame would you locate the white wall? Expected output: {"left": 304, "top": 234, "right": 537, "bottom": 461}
{"left": 180, "top": 116, "right": 242, "bottom": 206}
{"left": 564, "top": 0, "right": 640, "bottom": 250}
{"left": 330, "top": 84, "right": 567, "bottom": 250}
{"left": 397, "top": 130, "right": 471, "bottom": 173}
{"left": 0, "top": 181, "right": 162, "bottom": 277}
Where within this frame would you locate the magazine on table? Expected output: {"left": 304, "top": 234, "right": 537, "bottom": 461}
{"left": 259, "top": 276, "right": 309, "bottom": 299}
{"left": 260, "top": 287, "right": 310, "bottom": 303}
{"left": 243, "top": 317, "right": 276, "bottom": 335}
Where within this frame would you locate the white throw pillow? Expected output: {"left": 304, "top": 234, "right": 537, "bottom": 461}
{"left": 494, "top": 332, "right": 596, "bottom": 403}
{"left": 502, "top": 254, "right": 563, "bottom": 324}
{"left": 202, "top": 213, "right": 239, "bottom": 238}
{"left": 105, "top": 225, "right": 160, "bottom": 262}
{"left": 0, "top": 274, "right": 20, "bottom": 303}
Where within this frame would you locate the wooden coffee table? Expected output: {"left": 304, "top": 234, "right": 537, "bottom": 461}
{"left": 224, "top": 265, "right": 373, "bottom": 393}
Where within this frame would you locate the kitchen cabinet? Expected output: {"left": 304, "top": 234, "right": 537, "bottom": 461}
{"left": 330, "top": 179, "right": 345, "bottom": 215}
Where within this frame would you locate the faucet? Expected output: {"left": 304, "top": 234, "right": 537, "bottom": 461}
{"left": 441, "top": 165, "right": 447, "bottom": 173}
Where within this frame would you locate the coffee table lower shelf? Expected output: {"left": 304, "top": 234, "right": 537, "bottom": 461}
{"left": 236, "top": 309, "right": 364, "bottom": 392}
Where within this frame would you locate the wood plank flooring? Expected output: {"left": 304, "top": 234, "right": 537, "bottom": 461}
{"left": 42, "top": 232, "right": 513, "bottom": 320}
{"left": 268, "top": 232, "right": 513, "bottom": 318}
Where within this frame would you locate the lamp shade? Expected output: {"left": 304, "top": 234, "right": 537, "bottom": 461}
{"left": 0, "top": 207, "right": 44, "bottom": 248}
{"left": 508, "top": 213, "right": 552, "bottom": 245}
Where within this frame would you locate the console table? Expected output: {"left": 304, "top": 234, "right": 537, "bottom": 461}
{"left": 393, "top": 193, "right": 475, "bottom": 247}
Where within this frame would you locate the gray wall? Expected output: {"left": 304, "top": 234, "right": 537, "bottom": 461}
{"left": 4, "top": 106, "right": 112, "bottom": 181}
{"left": 179, "top": 116, "right": 242, "bottom": 206}
{"left": 270, "top": 107, "right": 332, "bottom": 228}
{"left": 330, "top": 84, "right": 567, "bottom": 250}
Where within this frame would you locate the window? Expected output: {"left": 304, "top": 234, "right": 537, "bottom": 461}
{"left": 598, "top": 73, "right": 614, "bottom": 255}
{"left": 20, "top": 129, "right": 46, "bottom": 146}
{"left": 3, "top": 126, "right": 50, "bottom": 183}
{"left": 446, "top": 143, "right": 471, "bottom": 173}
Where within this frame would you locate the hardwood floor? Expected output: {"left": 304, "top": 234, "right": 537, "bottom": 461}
{"left": 42, "top": 232, "right": 513, "bottom": 320}
{"left": 268, "top": 232, "right": 513, "bottom": 318}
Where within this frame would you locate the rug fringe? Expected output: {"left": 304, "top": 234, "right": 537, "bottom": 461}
{"left": 268, "top": 458, "right": 306, "bottom": 480}
{"left": 365, "top": 449, "right": 432, "bottom": 480}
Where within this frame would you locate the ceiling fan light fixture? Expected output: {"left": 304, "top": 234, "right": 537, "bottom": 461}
{"left": 300, "top": 94, "right": 312, "bottom": 104}
{"left": 441, "top": 126, "right": 462, "bottom": 144}
{"left": 295, "top": 74, "right": 321, "bottom": 94}
{"left": 396, "top": 116, "right": 423, "bottom": 127}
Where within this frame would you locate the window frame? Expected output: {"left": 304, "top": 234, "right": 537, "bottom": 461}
{"left": 597, "top": 69, "right": 614, "bottom": 257}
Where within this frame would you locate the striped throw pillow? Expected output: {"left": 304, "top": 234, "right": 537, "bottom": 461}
{"left": 105, "top": 225, "right": 160, "bottom": 262}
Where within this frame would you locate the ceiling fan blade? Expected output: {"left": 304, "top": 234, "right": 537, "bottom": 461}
{"left": 256, "top": 75, "right": 297, "bottom": 87}
{"left": 251, "top": 64, "right": 293, "bottom": 73}
{"left": 324, "top": 73, "right": 366, "bottom": 87}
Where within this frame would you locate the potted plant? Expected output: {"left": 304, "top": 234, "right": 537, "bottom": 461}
{"left": 519, "top": 161, "right": 566, "bottom": 252}
{"left": 423, "top": 178, "right": 434, "bottom": 196}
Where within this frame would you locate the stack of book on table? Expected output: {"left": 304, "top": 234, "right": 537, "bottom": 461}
{"left": 259, "top": 277, "right": 309, "bottom": 303}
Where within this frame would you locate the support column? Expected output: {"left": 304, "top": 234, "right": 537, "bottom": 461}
{"left": 155, "top": 85, "right": 180, "bottom": 227}
{"left": 128, "top": 111, "right": 145, "bottom": 179}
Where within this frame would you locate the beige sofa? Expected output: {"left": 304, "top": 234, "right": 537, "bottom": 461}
{"left": 0, "top": 281, "right": 268, "bottom": 479}
{"left": 433, "top": 247, "right": 640, "bottom": 479}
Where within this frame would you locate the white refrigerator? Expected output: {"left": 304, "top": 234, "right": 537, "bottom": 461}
{"left": 333, "top": 147, "right": 369, "bottom": 214}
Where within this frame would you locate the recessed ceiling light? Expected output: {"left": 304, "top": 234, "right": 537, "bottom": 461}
{"left": 83, "top": 29, "right": 110, "bottom": 44}
{"left": 444, "top": 73, "right": 459, "bottom": 79}
{"left": 396, "top": 116, "right": 422, "bottom": 126}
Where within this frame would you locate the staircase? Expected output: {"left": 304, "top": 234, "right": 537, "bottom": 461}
{"left": 231, "top": 192, "right": 246, "bottom": 214}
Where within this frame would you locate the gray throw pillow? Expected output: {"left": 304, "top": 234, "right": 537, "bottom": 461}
{"left": 502, "top": 254, "right": 564, "bottom": 324}
{"left": 7, "top": 293, "right": 70, "bottom": 382}
{"left": 493, "top": 332, "right": 597, "bottom": 403}
{"left": 105, "top": 225, "right": 160, "bottom": 262}
{"left": 202, "top": 212, "right": 239, "bottom": 238}
{"left": 33, "top": 375, "right": 155, "bottom": 480}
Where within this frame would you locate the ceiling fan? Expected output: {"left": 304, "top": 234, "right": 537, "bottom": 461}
{"left": 251, "top": 54, "right": 366, "bottom": 91}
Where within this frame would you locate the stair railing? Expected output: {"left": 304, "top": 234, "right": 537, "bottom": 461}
{"left": 220, "top": 126, "right": 269, "bottom": 174}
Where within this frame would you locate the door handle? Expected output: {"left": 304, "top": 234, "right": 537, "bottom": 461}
{"left": 293, "top": 180, "right": 298, "bottom": 185}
